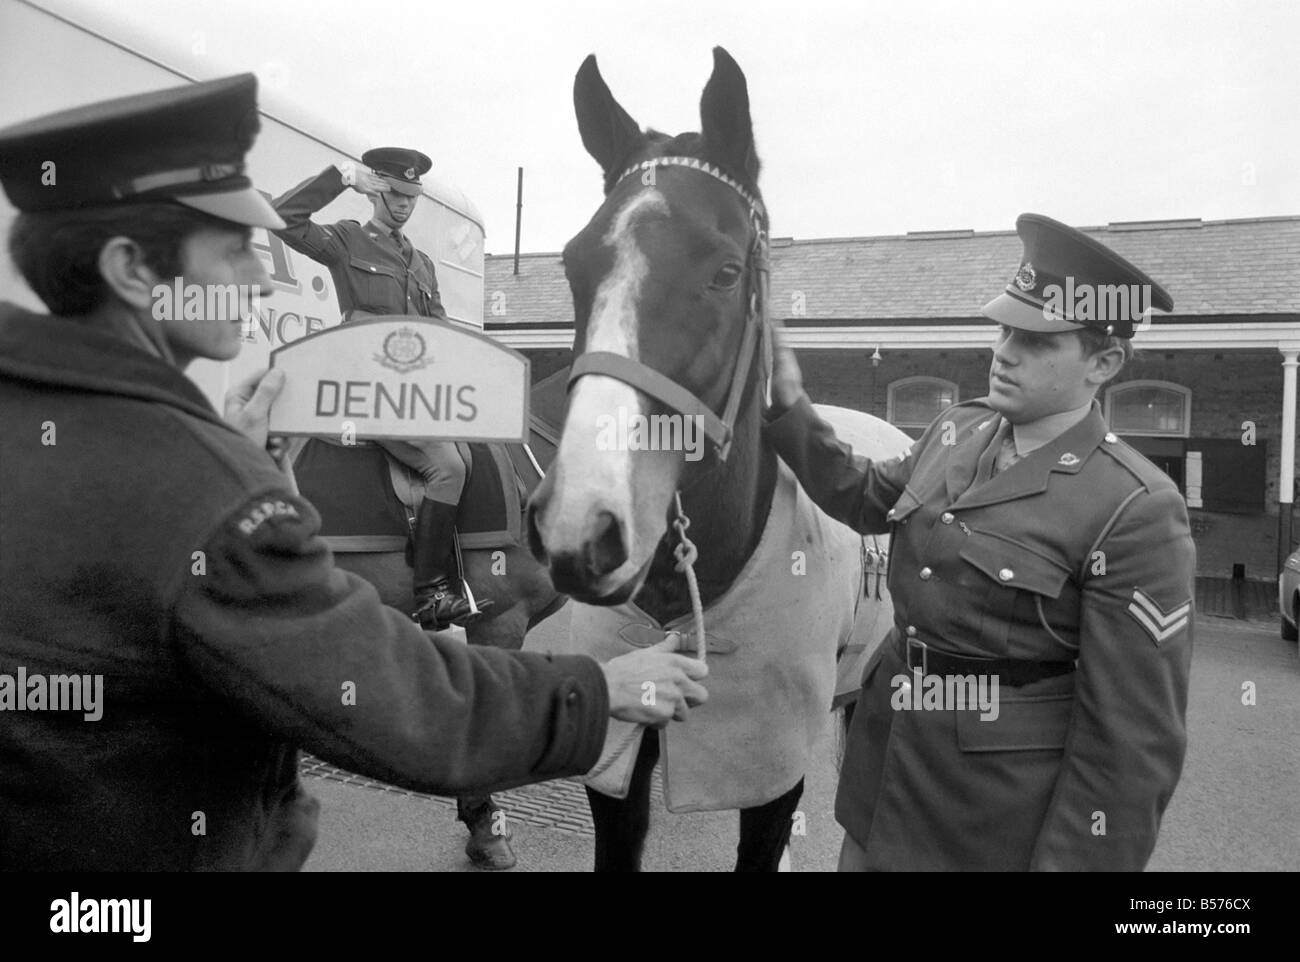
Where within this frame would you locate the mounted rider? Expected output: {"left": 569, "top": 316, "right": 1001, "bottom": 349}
{"left": 272, "top": 147, "right": 479, "bottom": 630}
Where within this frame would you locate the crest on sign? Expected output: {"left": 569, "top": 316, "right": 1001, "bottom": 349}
{"left": 377, "top": 326, "right": 434, "bottom": 373}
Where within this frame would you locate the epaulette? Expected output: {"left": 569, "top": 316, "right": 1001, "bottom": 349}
{"left": 1096, "top": 432, "right": 1176, "bottom": 493}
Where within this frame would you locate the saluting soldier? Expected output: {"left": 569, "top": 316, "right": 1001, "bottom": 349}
{"left": 272, "top": 148, "right": 479, "bottom": 632}
{"left": 764, "top": 213, "right": 1195, "bottom": 871}
{"left": 0, "top": 74, "right": 707, "bottom": 871}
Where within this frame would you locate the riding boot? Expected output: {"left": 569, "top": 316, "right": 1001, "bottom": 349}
{"left": 410, "top": 499, "right": 477, "bottom": 631}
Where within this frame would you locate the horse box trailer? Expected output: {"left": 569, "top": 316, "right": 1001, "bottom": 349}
{"left": 0, "top": 0, "right": 487, "bottom": 411}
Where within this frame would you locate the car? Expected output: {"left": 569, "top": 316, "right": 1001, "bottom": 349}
{"left": 1278, "top": 547, "right": 1300, "bottom": 641}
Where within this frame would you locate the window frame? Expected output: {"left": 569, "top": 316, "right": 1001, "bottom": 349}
{"left": 1104, "top": 380, "right": 1192, "bottom": 438}
{"left": 887, "top": 376, "right": 960, "bottom": 428}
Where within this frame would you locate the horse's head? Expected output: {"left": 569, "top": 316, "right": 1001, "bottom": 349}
{"left": 526, "top": 47, "right": 765, "bottom": 605}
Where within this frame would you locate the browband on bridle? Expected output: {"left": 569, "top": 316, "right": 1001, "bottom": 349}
{"left": 567, "top": 156, "right": 773, "bottom": 462}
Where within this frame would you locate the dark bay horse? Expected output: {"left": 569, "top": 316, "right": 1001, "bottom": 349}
{"left": 526, "top": 48, "right": 908, "bottom": 871}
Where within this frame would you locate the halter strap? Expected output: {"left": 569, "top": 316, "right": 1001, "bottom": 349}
{"left": 568, "top": 156, "right": 771, "bottom": 462}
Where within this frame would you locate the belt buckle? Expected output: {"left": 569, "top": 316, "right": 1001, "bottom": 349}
{"left": 906, "top": 637, "right": 928, "bottom": 676}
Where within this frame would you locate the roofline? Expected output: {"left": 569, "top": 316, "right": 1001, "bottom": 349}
{"left": 486, "top": 313, "right": 1300, "bottom": 331}
{"left": 485, "top": 213, "right": 1300, "bottom": 258}
{"left": 487, "top": 321, "right": 1300, "bottom": 353}
{"left": 20, "top": 0, "right": 485, "bottom": 231}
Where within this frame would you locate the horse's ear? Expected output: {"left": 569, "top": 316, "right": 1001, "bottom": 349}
{"left": 699, "top": 47, "right": 759, "bottom": 184}
{"left": 574, "top": 54, "right": 643, "bottom": 183}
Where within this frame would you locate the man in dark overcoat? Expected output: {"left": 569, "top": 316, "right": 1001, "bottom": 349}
{"left": 0, "top": 73, "right": 706, "bottom": 871}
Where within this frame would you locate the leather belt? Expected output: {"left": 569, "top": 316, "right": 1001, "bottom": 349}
{"left": 895, "top": 634, "right": 1075, "bottom": 688}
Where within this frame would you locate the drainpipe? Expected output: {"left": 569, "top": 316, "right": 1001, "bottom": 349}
{"left": 1279, "top": 347, "right": 1299, "bottom": 574}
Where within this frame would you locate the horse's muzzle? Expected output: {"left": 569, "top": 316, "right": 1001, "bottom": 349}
{"left": 526, "top": 482, "right": 642, "bottom": 604}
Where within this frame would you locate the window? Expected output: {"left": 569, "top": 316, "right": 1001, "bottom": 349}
{"left": 1105, "top": 381, "right": 1191, "bottom": 437}
{"left": 887, "top": 377, "right": 958, "bottom": 428}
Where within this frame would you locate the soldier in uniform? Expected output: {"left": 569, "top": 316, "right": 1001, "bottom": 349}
{"left": 764, "top": 213, "right": 1195, "bottom": 871}
{"left": 0, "top": 74, "right": 707, "bottom": 871}
{"left": 272, "top": 147, "right": 479, "bottom": 632}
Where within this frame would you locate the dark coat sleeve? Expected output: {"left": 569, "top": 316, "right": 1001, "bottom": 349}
{"left": 762, "top": 395, "right": 915, "bottom": 535}
{"left": 168, "top": 489, "right": 609, "bottom": 797}
{"left": 1029, "top": 483, "right": 1195, "bottom": 870}
{"left": 272, "top": 166, "right": 351, "bottom": 266}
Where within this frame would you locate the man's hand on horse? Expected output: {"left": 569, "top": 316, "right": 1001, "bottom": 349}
{"left": 224, "top": 367, "right": 286, "bottom": 451}
{"left": 770, "top": 321, "right": 807, "bottom": 410}
{"left": 602, "top": 635, "right": 709, "bottom": 727}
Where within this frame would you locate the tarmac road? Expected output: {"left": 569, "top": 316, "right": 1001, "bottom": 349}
{"left": 302, "top": 607, "right": 1300, "bottom": 872}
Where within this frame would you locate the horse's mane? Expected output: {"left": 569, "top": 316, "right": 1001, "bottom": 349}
{"left": 603, "top": 129, "right": 762, "bottom": 203}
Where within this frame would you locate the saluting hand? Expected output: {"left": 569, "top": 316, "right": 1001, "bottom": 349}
{"left": 340, "top": 162, "right": 391, "bottom": 197}
{"left": 602, "top": 634, "right": 709, "bottom": 726}
{"left": 223, "top": 367, "right": 286, "bottom": 450}
{"left": 770, "top": 319, "right": 806, "bottom": 410}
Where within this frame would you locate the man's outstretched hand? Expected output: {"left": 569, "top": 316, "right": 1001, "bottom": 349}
{"left": 602, "top": 634, "right": 708, "bottom": 726}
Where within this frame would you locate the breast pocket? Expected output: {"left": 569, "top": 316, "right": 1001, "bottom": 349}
{"left": 409, "top": 259, "right": 436, "bottom": 312}
{"left": 957, "top": 529, "right": 1072, "bottom": 654}
{"left": 348, "top": 255, "right": 402, "bottom": 312}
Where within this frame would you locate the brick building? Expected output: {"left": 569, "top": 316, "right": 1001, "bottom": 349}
{"left": 485, "top": 216, "right": 1300, "bottom": 579}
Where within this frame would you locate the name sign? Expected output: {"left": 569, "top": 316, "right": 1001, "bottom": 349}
{"left": 267, "top": 317, "right": 530, "bottom": 442}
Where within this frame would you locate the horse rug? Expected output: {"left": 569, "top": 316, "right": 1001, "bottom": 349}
{"left": 563, "top": 460, "right": 865, "bottom": 813}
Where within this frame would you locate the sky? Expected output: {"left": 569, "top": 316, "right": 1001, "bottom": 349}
{"left": 13, "top": 0, "right": 1300, "bottom": 253}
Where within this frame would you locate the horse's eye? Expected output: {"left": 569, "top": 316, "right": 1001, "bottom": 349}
{"left": 710, "top": 264, "right": 743, "bottom": 289}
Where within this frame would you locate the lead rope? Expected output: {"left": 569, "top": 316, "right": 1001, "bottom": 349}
{"left": 672, "top": 491, "right": 708, "bottom": 663}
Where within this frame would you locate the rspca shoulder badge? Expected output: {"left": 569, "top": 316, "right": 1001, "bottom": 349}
{"left": 1127, "top": 588, "right": 1191, "bottom": 645}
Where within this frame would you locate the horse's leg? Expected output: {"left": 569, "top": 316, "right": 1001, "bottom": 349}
{"left": 734, "top": 777, "right": 805, "bottom": 872}
{"left": 584, "top": 728, "right": 658, "bottom": 872}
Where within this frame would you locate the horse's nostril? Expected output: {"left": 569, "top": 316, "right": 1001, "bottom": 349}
{"left": 585, "top": 510, "right": 627, "bottom": 579}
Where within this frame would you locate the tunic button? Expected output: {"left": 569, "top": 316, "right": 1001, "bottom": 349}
{"left": 1104, "top": 432, "right": 1118, "bottom": 443}
{"left": 566, "top": 691, "right": 578, "bottom": 705}
{"left": 998, "top": 568, "right": 1014, "bottom": 582}
{"left": 886, "top": 509, "right": 896, "bottom": 520}
{"left": 369, "top": 266, "right": 377, "bottom": 272}
{"left": 919, "top": 567, "right": 932, "bottom": 580}
{"left": 940, "top": 512, "right": 954, "bottom": 524}
{"left": 905, "top": 625, "right": 917, "bottom": 637}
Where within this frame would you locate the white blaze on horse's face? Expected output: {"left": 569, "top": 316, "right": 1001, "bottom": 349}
{"left": 538, "top": 187, "right": 683, "bottom": 600}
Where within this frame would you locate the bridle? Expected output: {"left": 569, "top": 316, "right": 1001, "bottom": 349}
{"left": 566, "top": 155, "right": 772, "bottom": 463}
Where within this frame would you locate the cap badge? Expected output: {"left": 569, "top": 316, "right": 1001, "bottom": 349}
{"left": 376, "top": 326, "right": 435, "bottom": 374}
{"left": 1013, "top": 262, "right": 1037, "bottom": 292}
{"left": 1058, "top": 452, "right": 1080, "bottom": 467}
{"left": 404, "top": 167, "right": 416, "bottom": 180}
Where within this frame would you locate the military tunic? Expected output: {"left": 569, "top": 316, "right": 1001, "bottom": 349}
{"left": 272, "top": 165, "right": 446, "bottom": 319}
{"left": 0, "top": 303, "right": 608, "bottom": 871}
{"left": 764, "top": 395, "right": 1195, "bottom": 871}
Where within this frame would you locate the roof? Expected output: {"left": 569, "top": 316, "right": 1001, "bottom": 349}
{"left": 484, "top": 216, "right": 1300, "bottom": 326}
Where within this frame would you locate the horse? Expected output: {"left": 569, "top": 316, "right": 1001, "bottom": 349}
{"left": 525, "top": 47, "right": 911, "bottom": 871}
{"left": 285, "top": 366, "right": 571, "bottom": 870}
